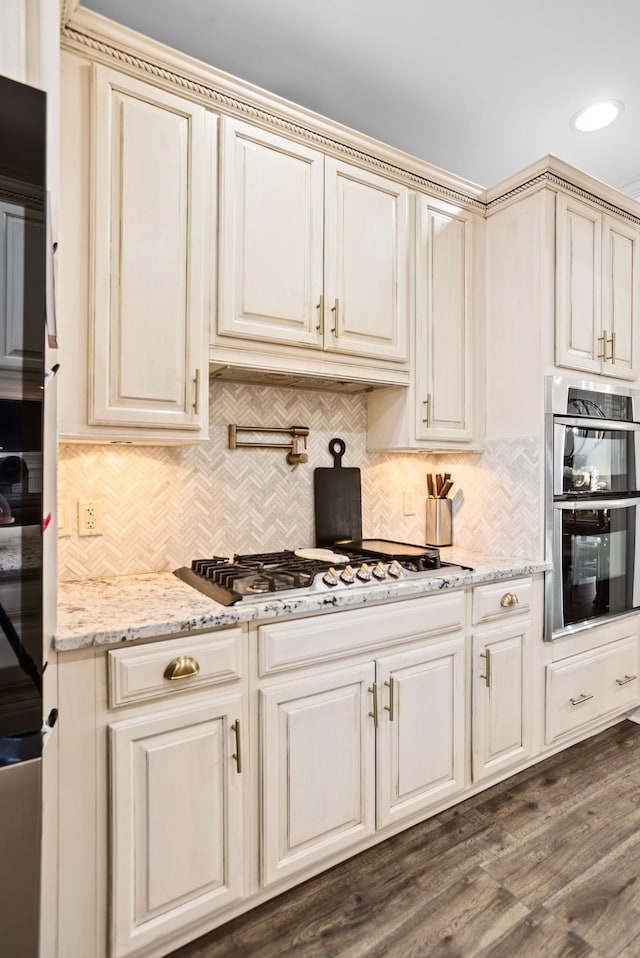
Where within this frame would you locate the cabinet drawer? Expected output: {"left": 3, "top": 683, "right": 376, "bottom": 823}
{"left": 546, "top": 636, "right": 639, "bottom": 743}
{"left": 472, "top": 577, "right": 532, "bottom": 625}
{"left": 259, "top": 592, "right": 465, "bottom": 675}
{"left": 108, "top": 627, "right": 243, "bottom": 707}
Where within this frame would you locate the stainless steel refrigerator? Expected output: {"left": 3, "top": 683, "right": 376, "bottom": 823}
{"left": 0, "top": 73, "right": 47, "bottom": 958}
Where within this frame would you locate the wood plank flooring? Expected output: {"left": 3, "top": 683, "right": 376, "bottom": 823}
{"left": 169, "top": 721, "right": 640, "bottom": 958}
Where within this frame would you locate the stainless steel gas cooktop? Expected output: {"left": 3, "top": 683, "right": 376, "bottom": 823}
{"left": 174, "top": 541, "right": 471, "bottom": 606}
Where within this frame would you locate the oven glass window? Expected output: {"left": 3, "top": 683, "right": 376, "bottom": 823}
{"left": 561, "top": 507, "right": 635, "bottom": 628}
{"left": 561, "top": 426, "right": 636, "bottom": 495}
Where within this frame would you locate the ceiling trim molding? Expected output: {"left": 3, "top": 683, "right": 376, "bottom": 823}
{"left": 61, "top": 18, "right": 487, "bottom": 213}
{"left": 487, "top": 171, "right": 640, "bottom": 226}
{"left": 61, "top": 0, "right": 81, "bottom": 29}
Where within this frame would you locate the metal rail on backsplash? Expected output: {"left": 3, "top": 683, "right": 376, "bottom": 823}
{"left": 228, "top": 424, "right": 310, "bottom": 467}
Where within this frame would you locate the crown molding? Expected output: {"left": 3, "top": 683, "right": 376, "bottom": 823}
{"left": 60, "top": 0, "right": 81, "bottom": 29}
{"left": 62, "top": 8, "right": 640, "bottom": 224}
{"left": 61, "top": 7, "right": 487, "bottom": 212}
{"left": 486, "top": 154, "right": 640, "bottom": 225}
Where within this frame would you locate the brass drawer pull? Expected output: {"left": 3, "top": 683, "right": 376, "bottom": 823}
{"left": 500, "top": 592, "right": 519, "bottom": 608}
{"left": 480, "top": 649, "right": 491, "bottom": 688}
{"left": 570, "top": 692, "right": 594, "bottom": 706}
{"left": 331, "top": 298, "right": 339, "bottom": 335}
{"left": 616, "top": 674, "right": 637, "bottom": 686}
{"left": 597, "top": 330, "right": 607, "bottom": 360}
{"left": 607, "top": 332, "right": 616, "bottom": 364}
{"left": 163, "top": 655, "right": 200, "bottom": 681}
{"left": 384, "top": 677, "right": 395, "bottom": 721}
{"left": 192, "top": 368, "right": 200, "bottom": 414}
{"left": 368, "top": 683, "right": 379, "bottom": 729}
{"left": 231, "top": 719, "right": 242, "bottom": 774}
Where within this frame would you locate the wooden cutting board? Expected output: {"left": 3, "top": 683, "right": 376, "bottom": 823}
{"left": 314, "top": 438, "right": 362, "bottom": 547}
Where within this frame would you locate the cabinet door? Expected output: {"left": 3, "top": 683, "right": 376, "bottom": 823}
{"left": 472, "top": 619, "right": 532, "bottom": 782}
{"left": 217, "top": 118, "right": 324, "bottom": 348}
{"left": 0, "top": 198, "right": 44, "bottom": 374}
{"left": 415, "top": 196, "right": 474, "bottom": 441}
{"left": 555, "top": 193, "right": 602, "bottom": 374}
{"left": 91, "top": 64, "right": 210, "bottom": 431}
{"left": 324, "top": 158, "right": 408, "bottom": 363}
{"left": 260, "top": 663, "right": 376, "bottom": 885}
{"left": 601, "top": 214, "right": 640, "bottom": 380}
{"left": 109, "top": 695, "right": 244, "bottom": 958}
{"left": 376, "top": 634, "right": 466, "bottom": 829}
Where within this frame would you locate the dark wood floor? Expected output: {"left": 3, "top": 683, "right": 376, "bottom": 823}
{"left": 169, "top": 721, "right": 640, "bottom": 958}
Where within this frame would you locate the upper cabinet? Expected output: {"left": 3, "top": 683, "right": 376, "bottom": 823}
{"left": 555, "top": 193, "right": 639, "bottom": 381}
{"left": 214, "top": 118, "right": 409, "bottom": 385}
{"left": 368, "top": 195, "right": 484, "bottom": 451}
{"left": 485, "top": 164, "right": 640, "bottom": 441}
{"left": 217, "top": 121, "right": 324, "bottom": 350}
{"left": 324, "top": 157, "right": 408, "bottom": 364}
{"left": 58, "top": 56, "right": 213, "bottom": 443}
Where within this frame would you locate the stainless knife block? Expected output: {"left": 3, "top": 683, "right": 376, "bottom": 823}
{"left": 426, "top": 498, "right": 452, "bottom": 546}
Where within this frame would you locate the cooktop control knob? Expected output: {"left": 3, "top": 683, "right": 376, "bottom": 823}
{"left": 387, "top": 560, "right": 404, "bottom": 579}
{"left": 356, "top": 563, "right": 372, "bottom": 582}
{"left": 322, "top": 567, "right": 339, "bottom": 587}
{"left": 372, "top": 561, "right": 387, "bottom": 580}
{"left": 340, "top": 564, "right": 356, "bottom": 584}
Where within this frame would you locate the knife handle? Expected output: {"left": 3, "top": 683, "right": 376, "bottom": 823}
{"left": 440, "top": 479, "right": 453, "bottom": 498}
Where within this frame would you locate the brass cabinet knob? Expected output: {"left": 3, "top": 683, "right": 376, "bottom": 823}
{"left": 163, "top": 655, "right": 201, "bottom": 681}
{"left": 500, "top": 592, "right": 519, "bottom": 608}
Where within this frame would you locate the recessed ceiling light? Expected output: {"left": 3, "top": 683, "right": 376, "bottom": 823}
{"left": 571, "top": 100, "right": 624, "bottom": 132}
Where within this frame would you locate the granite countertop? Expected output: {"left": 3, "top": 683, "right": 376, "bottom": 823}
{"left": 55, "top": 548, "right": 550, "bottom": 652}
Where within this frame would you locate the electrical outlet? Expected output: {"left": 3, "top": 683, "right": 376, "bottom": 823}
{"left": 58, "top": 499, "right": 72, "bottom": 537}
{"left": 78, "top": 499, "right": 103, "bottom": 537}
{"left": 403, "top": 489, "right": 416, "bottom": 516}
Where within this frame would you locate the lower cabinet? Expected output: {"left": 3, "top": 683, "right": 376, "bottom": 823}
{"left": 109, "top": 694, "right": 245, "bottom": 958}
{"left": 376, "top": 637, "right": 466, "bottom": 828}
{"left": 471, "top": 576, "right": 535, "bottom": 783}
{"left": 105, "top": 629, "right": 247, "bottom": 958}
{"left": 546, "top": 634, "right": 640, "bottom": 745}
{"left": 260, "top": 663, "right": 376, "bottom": 885}
{"left": 472, "top": 618, "right": 533, "bottom": 782}
{"left": 57, "top": 574, "right": 640, "bottom": 958}
{"left": 260, "top": 628, "right": 466, "bottom": 885}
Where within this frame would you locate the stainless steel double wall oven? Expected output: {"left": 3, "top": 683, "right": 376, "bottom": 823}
{"left": 546, "top": 376, "right": 640, "bottom": 639}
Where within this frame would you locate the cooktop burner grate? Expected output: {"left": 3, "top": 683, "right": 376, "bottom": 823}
{"left": 175, "top": 546, "right": 470, "bottom": 606}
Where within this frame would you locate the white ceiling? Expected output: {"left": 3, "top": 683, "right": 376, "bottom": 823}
{"left": 81, "top": 0, "right": 640, "bottom": 195}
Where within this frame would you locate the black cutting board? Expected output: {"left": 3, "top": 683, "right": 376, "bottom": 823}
{"left": 314, "top": 438, "right": 362, "bottom": 547}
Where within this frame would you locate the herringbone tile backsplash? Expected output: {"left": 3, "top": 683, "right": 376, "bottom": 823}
{"left": 58, "top": 382, "right": 542, "bottom": 581}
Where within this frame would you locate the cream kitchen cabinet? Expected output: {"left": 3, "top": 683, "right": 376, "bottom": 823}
{"left": 56, "top": 626, "right": 248, "bottom": 958}
{"left": 367, "top": 195, "right": 484, "bottom": 450}
{"left": 59, "top": 55, "right": 213, "bottom": 443}
{"left": 545, "top": 633, "right": 639, "bottom": 745}
{"left": 471, "top": 578, "right": 534, "bottom": 782}
{"left": 214, "top": 117, "right": 409, "bottom": 386}
{"left": 109, "top": 694, "right": 245, "bottom": 958}
{"left": 555, "top": 193, "right": 639, "bottom": 380}
{"left": 107, "top": 631, "right": 246, "bottom": 958}
{"left": 260, "top": 662, "right": 377, "bottom": 886}
{"left": 258, "top": 592, "right": 466, "bottom": 885}
{"left": 375, "top": 635, "right": 466, "bottom": 828}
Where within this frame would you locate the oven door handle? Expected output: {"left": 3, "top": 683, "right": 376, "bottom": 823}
{"left": 552, "top": 497, "right": 640, "bottom": 510}
{"left": 553, "top": 415, "right": 640, "bottom": 432}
